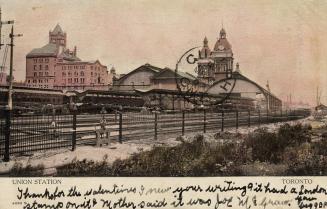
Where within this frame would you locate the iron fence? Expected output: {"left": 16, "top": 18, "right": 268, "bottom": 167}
{"left": 0, "top": 108, "right": 310, "bottom": 161}
{"left": 0, "top": 110, "right": 74, "bottom": 161}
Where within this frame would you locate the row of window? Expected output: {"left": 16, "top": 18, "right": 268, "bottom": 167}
{"left": 60, "top": 66, "right": 103, "bottom": 71}
{"left": 26, "top": 84, "right": 50, "bottom": 89}
{"left": 60, "top": 71, "right": 105, "bottom": 77}
{"left": 33, "top": 72, "right": 49, "bottom": 77}
{"left": 34, "top": 65, "right": 49, "bottom": 71}
{"left": 51, "top": 39, "right": 65, "bottom": 44}
{"left": 61, "top": 78, "right": 103, "bottom": 84}
{"left": 27, "top": 79, "right": 50, "bottom": 84}
{"left": 62, "top": 71, "right": 84, "bottom": 77}
{"left": 61, "top": 65, "right": 86, "bottom": 70}
{"left": 91, "top": 66, "right": 101, "bottom": 70}
{"left": 91, "top": 72, "right": 103, "bottom": 76}
{"left": 33, "top": 58, "right": 50, "bottom": 63}
{"left": 63, "top": 78, "right": 85, "bottom": 84}
{"left": 198, "top": 65, "right": 228, "bottom": 73}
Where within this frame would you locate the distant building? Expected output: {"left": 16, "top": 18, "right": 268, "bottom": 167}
{"left": 315, "top": 104, "right": 327, "bottom": 111}
{"left": 197, "top": 28, "right": 234, "bottom": 83}
{"left": 113, "top": 63, "right": 163, "bottom": 92}
{"left": 112, "top": 63, "right": 201, "bottom": 92}
{"left": 25, "top": 24, "right": 115, "bottom": 91}
{"left": 198, "top": 27, "right": 282, "bottom": 110}
{"left": 112, "top": 63, "right": 205, "bottom": 109}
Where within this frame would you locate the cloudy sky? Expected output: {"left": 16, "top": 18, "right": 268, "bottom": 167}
{"left": 0, "top": 0, "right": 326, "bottom": 105}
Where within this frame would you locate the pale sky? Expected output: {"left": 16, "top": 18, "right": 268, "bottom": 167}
{"left": 0, "top": 0, "right": 326, "bottom": 106}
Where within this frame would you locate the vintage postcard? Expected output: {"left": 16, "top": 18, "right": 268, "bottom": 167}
{"left": 0, "top": 0, "right": 326, "bottom": 208}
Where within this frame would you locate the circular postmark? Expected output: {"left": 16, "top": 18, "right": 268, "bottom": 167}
{"left": 175, "top": 47, "right": 236, "bottom": 107}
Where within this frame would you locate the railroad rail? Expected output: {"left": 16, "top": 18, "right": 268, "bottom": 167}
{"left": 0, "top": 109, "right": 310, "bottom": 161}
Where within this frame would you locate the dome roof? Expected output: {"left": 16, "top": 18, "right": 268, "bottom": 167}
{"left": 213, "top": 28, "right": 232, "bottom": 52}
{"left": 213, "top": 38, "right": 232, "bottom": 51}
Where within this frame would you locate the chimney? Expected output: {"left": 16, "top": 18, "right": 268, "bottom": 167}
{"left": 74, "top": 46, "right": 77, "bottom": 56}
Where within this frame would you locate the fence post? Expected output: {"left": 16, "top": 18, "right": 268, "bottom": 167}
{"left": 4, "top": 109, "right": 11, "bottom": 162}
{"left": 119, "top": 112, "right": 122, "bottom": 143}
{"left": 280, "top": 109, "right": 283, "bottom": 118}
{"left": 221, "top": 109, "right": 224, "bottom": 132}
{"left": 182, "top": 111, "right": 185, "bottom": 136}
{"left": 203, "top": 109, "right": 206, "bottom": 133}
{"left": 72, "top": 112, "right": 77, "bottom": 151}
{"left": 266, "top": 108, "right": 269, "bottom": 123}
{"left": 258, "top": 109, "right": 261, "bottom": 127}
{"left": 154, "top": 112, "right": 158, "bottom": 140}
{"left": 236, "top": 110, "right": 239, "bottom": 130}
{"left": 248, "top": 110, "right": 251, "bottom": 127}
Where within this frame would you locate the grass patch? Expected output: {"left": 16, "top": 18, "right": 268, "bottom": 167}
{"left": 245, "top": 123, "right": 312, "bottom": 163}
{"left": 57, "top": 135, "right": 245, "bottom": 176}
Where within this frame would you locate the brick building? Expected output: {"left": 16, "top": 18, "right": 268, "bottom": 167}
{"left": 25, "top": 24, "right": 114, "bottom": 90}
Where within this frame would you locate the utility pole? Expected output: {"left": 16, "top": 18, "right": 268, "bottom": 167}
{"left": 289, "top": 93, "right": 292, "bottom": 110}
{"left": 316, "top": 87, "right": 319, "bottom": 106}
{"left": 7, "top": 25, "right": 22, "bottom": 110}
{"left": 0, "top": 8, "right": 14, "bottom": 49}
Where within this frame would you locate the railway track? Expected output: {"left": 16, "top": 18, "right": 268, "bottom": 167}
{"left": 0, "top": 111, "right": 308, "bottom": 157}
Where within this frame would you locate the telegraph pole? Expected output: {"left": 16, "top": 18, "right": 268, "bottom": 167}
{"left": 0, "top": 8, "right": 14, "bottom": 49}
{"left": 7, "top": 25, "right": 22, "bottom": 110}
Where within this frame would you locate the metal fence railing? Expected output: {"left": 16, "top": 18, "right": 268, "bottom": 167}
{"left": 0, "top": 110, "right": 74, "bottom": 161}
{"left": 0, "top": 108, "right": 310, "bottom": 161}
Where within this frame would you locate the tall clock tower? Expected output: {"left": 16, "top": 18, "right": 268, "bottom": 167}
{"left": 211, "top": 28, "right": 233, "bottom": 81}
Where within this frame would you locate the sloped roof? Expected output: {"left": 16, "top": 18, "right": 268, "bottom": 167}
{"left": 26, "top": 43, "right": 58, "bottom": 58}
{"left": 52, "top": 24, "right": 64, "bottom": 34}
{"left": 316, "top": 104, "right": 327, "bottom": 110}
{"left": 153, "top": 67, "right": 197, "bottom": 81}
{"left": 143, "top": 63, "right": 163, "bottom": 73}
{"left": 116, "top": 63, "right": 164, "bottom": 84}
{"left": 232, "top": 71, "right": 280, "bottom": 101}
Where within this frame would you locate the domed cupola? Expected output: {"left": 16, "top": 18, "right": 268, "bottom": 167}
{"left": 213, "top": 28, "right": 232, "bottom": 52}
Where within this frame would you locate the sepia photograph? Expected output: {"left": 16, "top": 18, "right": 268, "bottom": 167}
{"left": 0, "top": 0, "right": 326, "bottom": 177}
